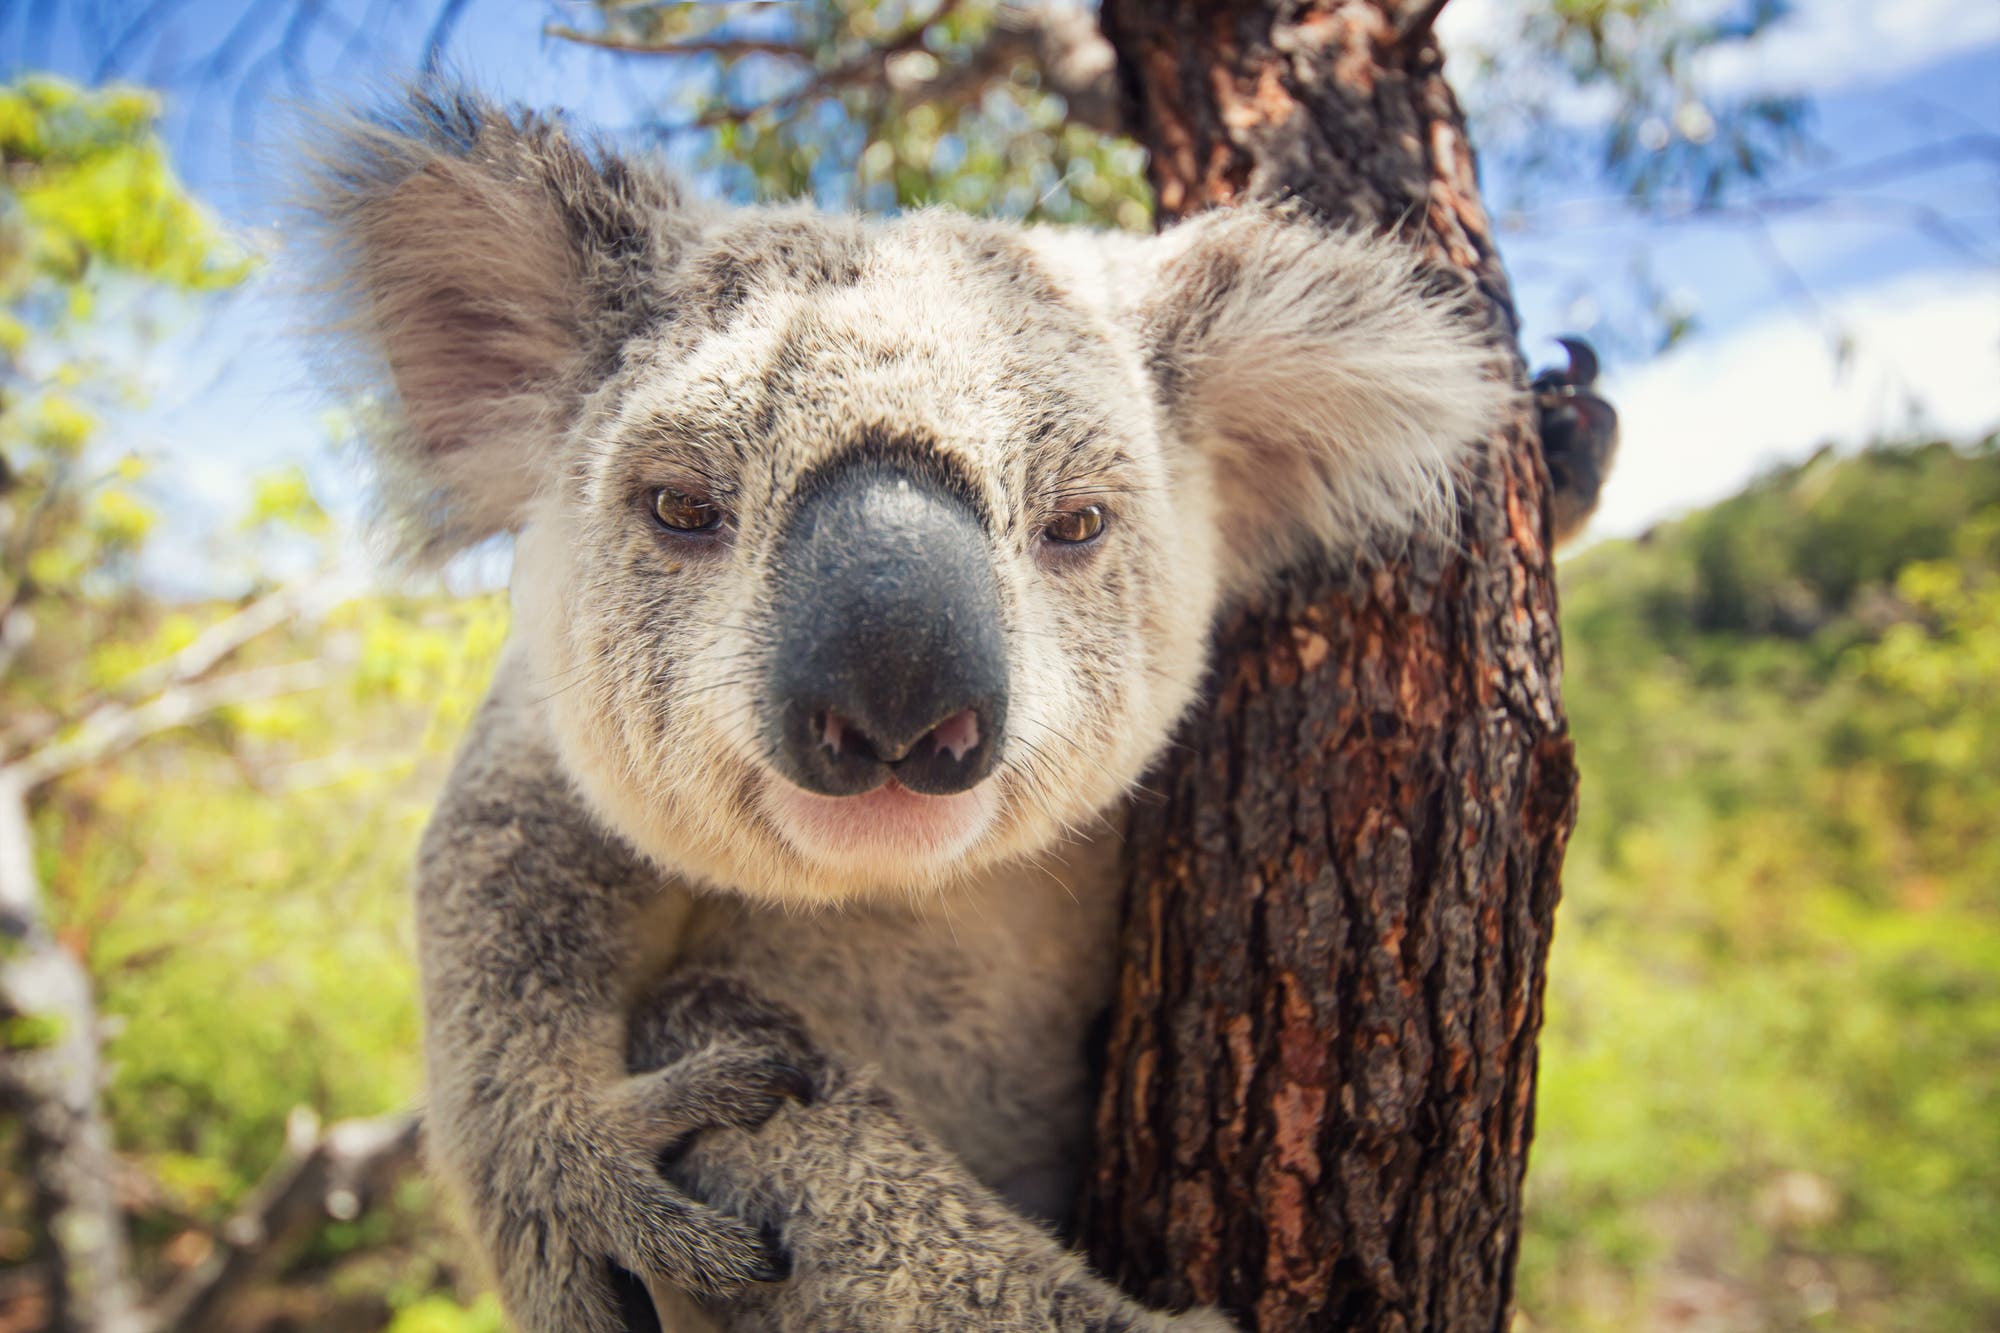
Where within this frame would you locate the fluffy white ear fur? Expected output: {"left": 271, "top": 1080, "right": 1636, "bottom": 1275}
{"left": 1133, "top": 206, "right": 1514, "bottom": 594}
{"left": 298, "top": 92, "right": 688, "bottom": 560}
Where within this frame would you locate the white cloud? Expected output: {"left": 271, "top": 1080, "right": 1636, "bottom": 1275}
{"left": 1698, "top": 0, "right": 2000, "bottom": 96}
{"left": 1581, "top": 269, "right": 2000, "bottom": 543}
{"left": 1436, "top": 0, "right": 1508, "bottom": 51}
{"left": 1439, "top": 0, "right": 2000, "bottom": 99}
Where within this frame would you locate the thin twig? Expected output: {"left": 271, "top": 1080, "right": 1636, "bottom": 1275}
{"left": 545, "top": 26, "right": 812, "bottom": 61}
{"left": 693, "top": 0, "right": 964, "bottom": 128}
{"left": 1745, "top": 215, "right": 1845, "bottom": 357}
{"left": 1393, "top": 0, "right": 1452, "bottom": 51}
{"left": 144, "top": 1110, "right": 421, "bottom": 1333}
{"left": 10, "top": 660, "right": 333, "bottom": 792}
{"left": 111, "top": 582, "right": 339, "bottom": 709}
{"left": 3, "top": 579, "right": 343, "bottom": 765}
{"left": 421, "top": 0, "right": 471, "bottom": 74}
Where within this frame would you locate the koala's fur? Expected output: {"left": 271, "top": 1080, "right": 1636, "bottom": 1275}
{"left": 302, "top": 90, "right": 1511, "bottom": 1333}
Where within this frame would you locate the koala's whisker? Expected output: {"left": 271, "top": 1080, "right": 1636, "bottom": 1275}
{"left": 1011, "top": 839, "right": 1088, "bottom": 909}
{"left": 910, "top": 887, "right": 965, "bottom": 950}
{"left": 674, "top": 673, "right": 765, "bottom": 701}
{"left": 531, "top": 677, "right": 596, "bottom": 707}
{"left": 684, "top": 646, "right": 770, "bottom": 665}
{"left": 1010, "top": 716, "right": 1159, "bottom": 805}
{"left": 1000, "top": 736, "right": 1121, "bottom": 842}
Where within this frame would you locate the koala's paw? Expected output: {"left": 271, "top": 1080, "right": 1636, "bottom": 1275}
{"left": 464, "top": 981, "right": 833, "bottom": 1332}
{"left": 623, "top": 969, "right": 828, "bottom": 1148}
{"left": 664, "top": 1073, "right": 1236, "bottom": 1333}
{"left": 480, "top": 1172, "right": 780, "bottom": 1333}
{"left": 609, "top": 1037, "right": 820, "bottom": 1172}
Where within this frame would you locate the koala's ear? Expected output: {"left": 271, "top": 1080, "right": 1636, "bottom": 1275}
{"left": 1131, "top": 207, "right": 1513, "bottom": 595}
{"left": 299, "top": 89, "right": 695, "bottom": 560}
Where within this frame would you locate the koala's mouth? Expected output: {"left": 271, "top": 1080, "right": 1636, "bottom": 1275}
{"left": 759, "top": 771, "right": 1000, "bottom": 872}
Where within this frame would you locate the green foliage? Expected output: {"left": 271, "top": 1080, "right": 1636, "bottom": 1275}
{"left": 0, "top": 74, "right": 500, "bottom": 1324}
{"left": 0, "top": 75, "right": 253, "bottom": 687}
{"left": 1523, "top": 438, "right": 2000, "bottom": 1332}
{"left": 384, "top": 1292, "right": 510, "bottom": 1333}
{"left": 568, "top": 1, "right": 1821, "bottom": 356}
{"left": 572, "top": 0, "right": 1153, "bottom": 227}
{"left": 1514, "top": 0, "right": 1806, "bottom": 207}
{"left": 34, "top": 592, "right": 509, "bottom": 1318}
{"left": 1441, "top": 0, "right": 1816, "bottom": 354}
{"left": 0, "top": 78, "right": 249, "bottom": 297}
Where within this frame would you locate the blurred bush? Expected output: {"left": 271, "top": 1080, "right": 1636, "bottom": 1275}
{"left": 1526, "top": 438, "right": 2000, "bottom": 1332}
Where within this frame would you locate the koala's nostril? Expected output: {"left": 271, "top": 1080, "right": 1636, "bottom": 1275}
{"left": 814, "top": 708, "right": 982, "bottom": 768}
{"left": 927, "top": 709, "right": 981, "bottom": 762}
{"left": 881, "top": 702, "right": 1001, "bottom": 796}
{"left": 778, "top": 700, "right": 1001, "bottom": 799}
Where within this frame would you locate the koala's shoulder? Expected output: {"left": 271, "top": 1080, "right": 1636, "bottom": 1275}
{"left": 423, "top": 654, "right": 582, "bottom": 840}
{"left": 417, "top": 654, "right": 656, "bottom": 911}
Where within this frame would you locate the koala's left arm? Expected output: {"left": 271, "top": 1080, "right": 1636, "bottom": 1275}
{"left": 630, "top": 975, "right": 1236, "bottom": 1333}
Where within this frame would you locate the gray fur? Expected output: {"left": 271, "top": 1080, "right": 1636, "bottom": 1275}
{"left": 301, "top": 89, "right": 1509, "bottom": 1331}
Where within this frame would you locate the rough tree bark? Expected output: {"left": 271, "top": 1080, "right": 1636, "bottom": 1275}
{"left": 1078, "top": 5, "right": 1577, "bottom": 1332}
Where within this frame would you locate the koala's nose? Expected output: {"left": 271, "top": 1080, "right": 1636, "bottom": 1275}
{"left": 766, "top": 462, "right": 1008, "bottom": 799}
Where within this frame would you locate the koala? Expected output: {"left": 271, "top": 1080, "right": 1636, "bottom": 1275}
{"left": 302, "top": 90, "right": 1511, "bottom": 1333}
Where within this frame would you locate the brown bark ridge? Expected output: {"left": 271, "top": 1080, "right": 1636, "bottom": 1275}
{"left": 1079, "top": 5, "right": 1577, "bottom": 1332}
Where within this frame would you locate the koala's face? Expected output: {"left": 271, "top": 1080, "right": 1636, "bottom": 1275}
{"left": 508, "top": 212, "right": 1218, "bottom": 902}
{"left": 309, "top": 92, "right": 1508, "bottom": 906}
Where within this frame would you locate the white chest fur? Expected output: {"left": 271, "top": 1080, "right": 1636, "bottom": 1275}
{"left": 675, "top": 829, "right": 1125, "bottom": 1222}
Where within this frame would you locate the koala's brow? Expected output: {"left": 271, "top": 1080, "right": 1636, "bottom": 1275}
{"left": 1029, "top": 433, "right": 1142, "bottom": 501}
{"left": 792, "top": 429, "right": 992, "bottom": 530}
{"left": 619, "top": 412, "right": 752, "bottom": 493}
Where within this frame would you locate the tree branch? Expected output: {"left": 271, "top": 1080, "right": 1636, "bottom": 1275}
{"left": 420, "top": 0, "right": 471, "bottom": 74}
{"left": 4, "top": 580, "right": 343, "bottom": 767}
{"left": 689, "top": 4, "right": 956, "bottom": 128}
{"left": 0, "top": 603, "right": 33, "bottom": 686}
{"left": 889, "top": 3, "right": 1122, "bottom": 136}
{"left": 120, "top": 584, "right": 336, "bottom": 707}
{"left": 143, "top": 1109, "right": 421, "bottom": 1333}
{"left": 9, "top": 660, "right": 332, "bottom": 793}
{"left": 0, "top": 573, "right": 339, "bottom": 1330}
{"left": 543, "top": 26, "right": 813, "bottom": 61}
{"left": 1392, "top": 0, "right": 1452, "bottom": 51}
{"left": 546, "top": 0, "right": 1122, "bottom": 141}
{"left": 0, "top": 772, "right": 144, "bottom": 1333}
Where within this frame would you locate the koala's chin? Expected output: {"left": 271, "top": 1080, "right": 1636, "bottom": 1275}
{"left": 760, "top": 778, "right": 1002, "bottom": 885}
{"left": 539, "top": 702, "right": 1031, "bottom": 909}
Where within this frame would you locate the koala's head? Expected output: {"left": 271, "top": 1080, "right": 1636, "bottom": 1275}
{"left": 306, "top": 91, "right": 1509, "bottom": 906}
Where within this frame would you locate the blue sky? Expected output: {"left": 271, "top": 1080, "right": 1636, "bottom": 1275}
{"left": 5, "top": 0, "right": 1997, "bottom": 587}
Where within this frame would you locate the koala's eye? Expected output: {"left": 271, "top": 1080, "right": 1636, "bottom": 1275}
{"left": 1043, "top": 505, "right": 1107, "bottom": 546}
{"left": 649, "top": 487, "right": 725, "bottom": 534}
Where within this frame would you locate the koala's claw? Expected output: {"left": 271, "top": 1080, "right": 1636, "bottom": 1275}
{"left": 479, "top": 1167, "right": 779, "bottom": 1333}
{"left": 620, "top": 970, "right": 827, "bottom": 1177}
{"left": 604, "top": 1172, "right": 786, "bottom": 1294}
{"left": 612, "top": 1041, "right": 822, "bottom": 1175}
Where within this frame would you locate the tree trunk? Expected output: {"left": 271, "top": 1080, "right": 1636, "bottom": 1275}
{"left": 0, "top": 772, "right": 144, "bottom": 1333}
{"left": 1078, "top": 5, "right": 1577, "bottom": 1331}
